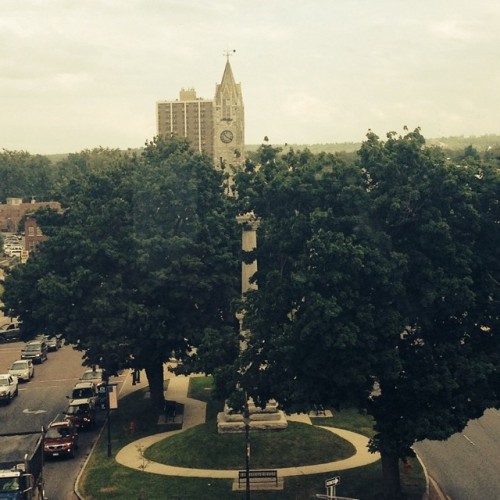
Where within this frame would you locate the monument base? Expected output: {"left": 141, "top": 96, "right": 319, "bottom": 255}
{"left": 217, "top": 399, "right": 288, "bottom": 433}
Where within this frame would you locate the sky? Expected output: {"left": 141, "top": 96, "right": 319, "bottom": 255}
{"left": 2, "top": 0, "right": 500, "bottom": 154}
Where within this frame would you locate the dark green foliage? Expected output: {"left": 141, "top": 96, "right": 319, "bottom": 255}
{"left": 2, "top": 138, "right": 240, "bottom": 409}
{"left": 234, "top": 130, "right": 500, "bottom": 499}
{"left": 0, "top": 150, "right": 56, "bottom": 202}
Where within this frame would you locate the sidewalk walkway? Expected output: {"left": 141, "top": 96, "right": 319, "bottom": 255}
{"left": 115, "top": 372, "right": 380, "bottom": 479}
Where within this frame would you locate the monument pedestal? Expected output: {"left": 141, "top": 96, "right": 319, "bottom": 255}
{"left": 217, "top": 399, "right": 288, "bottom": 433}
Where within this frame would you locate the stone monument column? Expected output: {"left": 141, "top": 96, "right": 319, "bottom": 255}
{"left": 217, "top": 212, "right": 288, "bottom": 433}
{"left": 236, "top": 212, "right": 259, "bottom": 294}
{"left": 236, "top": 212, "right": 259, "bottom": 350}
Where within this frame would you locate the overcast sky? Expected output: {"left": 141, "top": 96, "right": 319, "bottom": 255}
{"left": 2, "top": 0, "right": 500, "bottom": 154}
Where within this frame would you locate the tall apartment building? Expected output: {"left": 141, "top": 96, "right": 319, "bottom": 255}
{"left": 157, "top": 88, "right": 214, "bottom": 159}
{"left": 156, "top": 57, "right": 244, "bottom": 171}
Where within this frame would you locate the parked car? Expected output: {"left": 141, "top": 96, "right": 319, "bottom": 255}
{"left": 45, "top": 335, "right": 62, "bottom": 351}
{"left": 0, "top": 322, "right": 21, "bottom": 343}
{"left": 80, "top": 369, "right": 107, "bottom": 408}
{"left": 8, "top": 359, "right": 34, "bottom": 382}
{"left": 21, "top": 340, "right": 48, "bottom": 364}
{"left": 64, "top": 398, "right": 96, "bottom": 430}
{"left": 44, "top": 420, "right": 79, "bottom": 459}
{"left": 80, "top": 368, "right": 105, "bottom": 384}
{"left": 69, "top": 381, "right": 98, "bottom": 406}
{"left": 0, "top": 374, "right": 19, "bottom": 404}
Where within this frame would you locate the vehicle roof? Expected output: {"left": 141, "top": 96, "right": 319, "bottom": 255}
{"left": 47, "top": 420, "right": 72, "bottom": 428}
{"left": 10, "top": 359, "right": 30, "bottom": 365}
{"left": 0, "top": 323, "right": 19, "bottom": 330}
{"left": 68, "top": 398, "right": 92, "bottom": 405}
{"left": 0, "top": 434, "right": 42, "bottom": 464}
{"left": 73, "top": 381, "right": 95, "bottom": 388}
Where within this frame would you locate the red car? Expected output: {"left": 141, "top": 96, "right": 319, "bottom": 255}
{"left": 44, "top": 420, "right": 79, "bottom": 458}
{"left": 64, "top": 398, "right": 96, "bottom": 430}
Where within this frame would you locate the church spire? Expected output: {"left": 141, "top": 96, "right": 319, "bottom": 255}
{"left": 220, "top": 49, "right": 237, "bottom": 90}
{"left": 213, "top": 51, "right": 245, "bottom": 172}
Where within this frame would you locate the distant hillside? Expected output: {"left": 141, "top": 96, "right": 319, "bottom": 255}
{"left": 426, "top": 134, "right": 500, "bottom": 152}
{"left": 247, "top": 134, "right": 500, "bottom": 154}
{"left": 246, "top": 142, "right": 360, "bottom": 154}
{"left": 45, "top": 134, "right": 500, "bottom": 162}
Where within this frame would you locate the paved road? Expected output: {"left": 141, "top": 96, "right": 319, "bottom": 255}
{"left": 415, "top": 408, "right": 500, "bottom": 500}
{"left": 0, "top": 339, "right": 122, "bottom": 500}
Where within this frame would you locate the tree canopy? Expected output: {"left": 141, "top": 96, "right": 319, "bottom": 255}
{"left": 0, "top": 150, "right": 56, "bottom": 202}
{"left": 234, "top": 129, "right": 500, "bottom": 498}
{"left": 2, "top": 137, "right": 241, "bottom": 409}
{"left": 2, "top": 130, "right": 499, "bottom": 498}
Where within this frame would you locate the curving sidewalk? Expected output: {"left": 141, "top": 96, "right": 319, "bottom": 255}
{"left": 115, "top": 374, "right": 380, "bottom": 479}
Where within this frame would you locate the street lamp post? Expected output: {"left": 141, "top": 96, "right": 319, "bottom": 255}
{"left": 243, "top": 404, "right": 251, "bottom": 500}
{"left": 99, "top": 356, "right": 113, "bottom": 458}
{"left": 106, "top": 377, "right": 112, "bottom": 457}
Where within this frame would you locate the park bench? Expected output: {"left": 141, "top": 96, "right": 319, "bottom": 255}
{"left": 238, "top": 469, "right": 278, "bottom": 488}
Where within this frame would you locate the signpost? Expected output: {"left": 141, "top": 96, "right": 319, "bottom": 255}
{"left": 325, "top": 476, "right": 340, "bottom": 499}
{"left": 315, "top": 476, "right": 359, "bottom": 500}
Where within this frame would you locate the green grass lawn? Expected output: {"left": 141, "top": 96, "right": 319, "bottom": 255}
{"left": 80, "top": 376, "right": 426, "bottom": 500}
{"left": 145, "top": 421, "right": 355, "bottom": 469}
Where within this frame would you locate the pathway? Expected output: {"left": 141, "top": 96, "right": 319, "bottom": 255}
{"left": 115, "top": 374, "right": 380, "bottom": 479}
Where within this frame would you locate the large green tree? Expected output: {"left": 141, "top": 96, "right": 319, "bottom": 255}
{"left": 0, "top": 150, "right": 55, "bottom": 202}
{"left": 234, "top": 131, "right": 500, "bottom": 499}
{"left": 2, "top": 137, "right": 240, "bottom": 409}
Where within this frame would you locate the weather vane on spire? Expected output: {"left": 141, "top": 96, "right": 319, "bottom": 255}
{"left": 224, "top": 49, "right": 236, "bottom": 61}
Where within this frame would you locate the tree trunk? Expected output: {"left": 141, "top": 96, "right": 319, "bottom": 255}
{"left": 381, "top": 451, "right": 404, "bottom": 500}
{"left": 144, "top": 360, "right": 165, "bottom": 411}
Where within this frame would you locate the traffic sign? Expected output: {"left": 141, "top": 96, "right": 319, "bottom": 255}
{"left": 325, "top": 476, "right": 340, "bottom": 487}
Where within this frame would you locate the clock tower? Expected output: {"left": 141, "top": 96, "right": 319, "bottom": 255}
{"left": 213, "top": 53, "right": 245, "bottom": 171}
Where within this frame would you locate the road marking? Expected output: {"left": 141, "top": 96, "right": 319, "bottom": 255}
{"left": 50, "top": 377, "right": 81, "bottom": 381}
{"left": 463, "top": 434, "right": 475, "bottom": 446}
{"left": 19, "top": 378, "right": 80, "bottom": 385}
{"left": 26, "top": 384, "right": 68, "bottom": 389}
{"left": 23, "top": 409, "right": 47, "bottom": 414}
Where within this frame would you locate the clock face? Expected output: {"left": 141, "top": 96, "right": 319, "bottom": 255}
{"left": 220, "top": 129, "right": 234, "bottom": 144}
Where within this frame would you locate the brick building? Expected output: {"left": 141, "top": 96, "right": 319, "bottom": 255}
{"left": 24, "top": 216, "right": 49, "bottom": 252}
{"left": 0, "top": 198, "right": 61, "bottom": 235}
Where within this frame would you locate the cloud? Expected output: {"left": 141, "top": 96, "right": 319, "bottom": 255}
{"left": 1, "top": 1, "right": 500, "bottom": 153}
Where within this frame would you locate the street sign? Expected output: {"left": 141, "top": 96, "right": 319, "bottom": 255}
{"left": 325, "top": 476, "right": 340, "bottom": 487}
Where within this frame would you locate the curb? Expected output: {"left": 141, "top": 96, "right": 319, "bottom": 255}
{"left": 73, "top": 370, "right": 134, "bottom": 499}
{"left": 415, "top": 451, "right": 447, "bottom": 500}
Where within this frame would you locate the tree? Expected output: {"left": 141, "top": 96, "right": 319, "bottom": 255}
{"left": 2, "top": 138, "right": 240, "bottom": 410}
{"left": 234, "top": 131, "right": 500, "bottom": 499}
{"left": 461, "top": 144, "right": 480, "bottom": 161}
{"left": 0, "top": 150, "right": 55, "bottom": 202}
